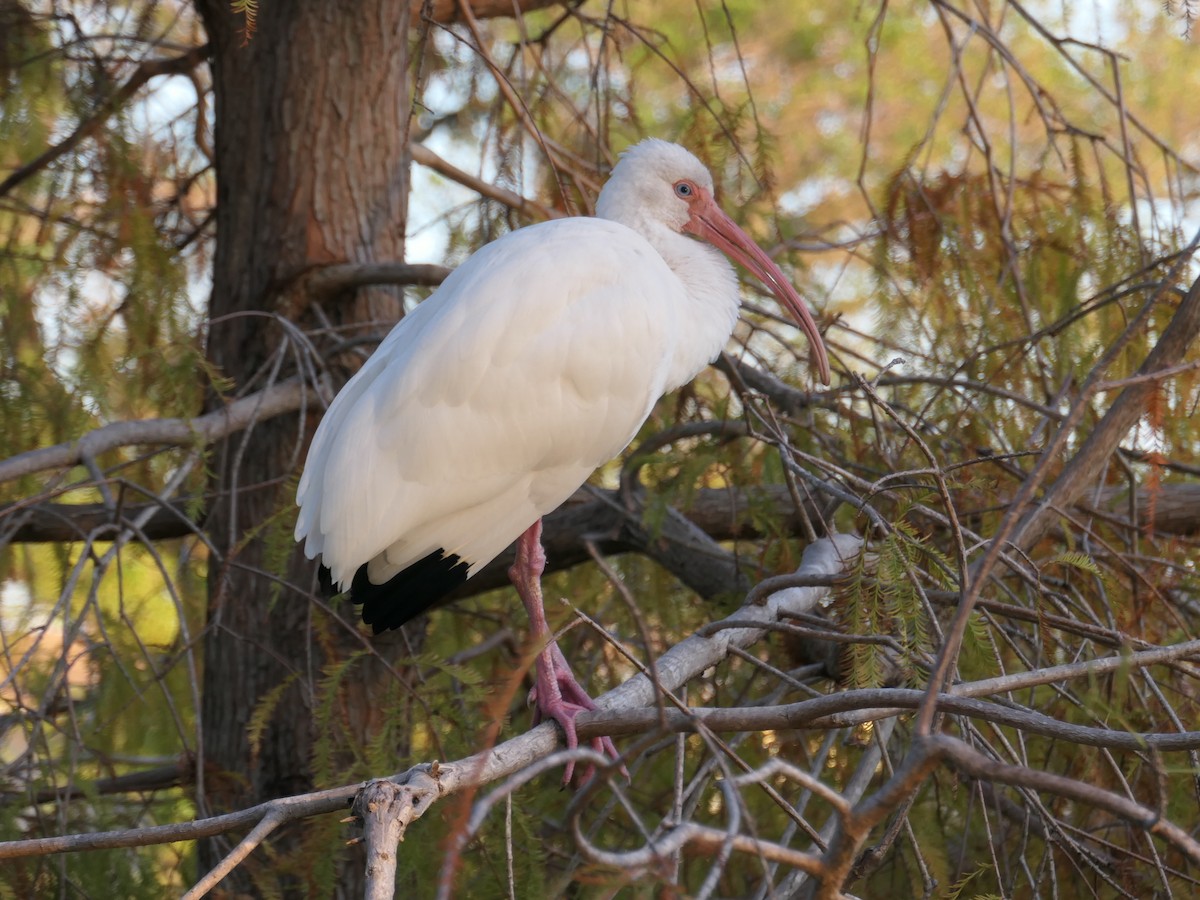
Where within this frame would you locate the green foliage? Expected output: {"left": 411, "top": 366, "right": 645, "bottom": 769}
{"left": 840, "top": 514, "right": 950, "bottom": 688}
{"left": 248, "top": 672, "right": 301, "bottom": 764}
{"left": 2, "top": 0, "right": 1198, "bottom": 896}
{"left": 945, "top": 862, "right": 997, "bottom": 899}
{"left": 0, "top": 4, "right": 209, "bottom": 895}
{"left": 1045, "top": 550, "right": 1117, "bottom": 597}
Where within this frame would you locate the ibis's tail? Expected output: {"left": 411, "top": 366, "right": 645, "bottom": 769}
{"left": 348, "top": 550, "right": 471, "bottom": 634}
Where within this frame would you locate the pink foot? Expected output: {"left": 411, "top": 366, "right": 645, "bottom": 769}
{"left": 511, "top": 520, "right": 624, "bottom": 784}
{"left": 529, "top": 642, "right": 625, "bottom": 784}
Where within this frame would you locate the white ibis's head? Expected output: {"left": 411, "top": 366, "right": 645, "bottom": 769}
{"left": 598, "top": 139, "right": 832, "bottom": 385}
{"left": 597, "top": 139, "right": 717, "bottom": 232}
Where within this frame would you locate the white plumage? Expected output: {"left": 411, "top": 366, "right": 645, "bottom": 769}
{"left": 296, "top": 216, "right": 730, "bottom": 590}
{"left": 294, "top": 139, "right": 830, "bottom": 779}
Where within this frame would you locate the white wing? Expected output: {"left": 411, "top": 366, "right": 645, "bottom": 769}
{"left": 295, "top": 217, "right": 688, "bottom": 589}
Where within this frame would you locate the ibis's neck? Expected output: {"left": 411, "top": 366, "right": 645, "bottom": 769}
{"left": 606, "top": 212, "right": 741, "bottom": 392}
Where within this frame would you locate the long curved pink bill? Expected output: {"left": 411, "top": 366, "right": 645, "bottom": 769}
{"left": 686, "top": 195, "right": 832, "bottom": 386}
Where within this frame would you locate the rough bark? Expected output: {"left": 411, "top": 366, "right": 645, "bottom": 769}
{"left": 193, "top": 1, "right": 411, "bottom": 894}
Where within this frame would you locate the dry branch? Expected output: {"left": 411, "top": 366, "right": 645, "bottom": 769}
{"left": 1010, "top": 268, "right": 1200, "bottom": 551}
{"left": 351, "top": 779, "right": 439, "bottom": 899}
{"left": 410, "top": 143, "right": 562, "bottom": 220}
{"left": 0, "top": 376, "right": 324, "bottom": 485}
{"left": 0, "top": 783, "right": 358, "bottom": 860}
{"left": 584, "top": 685, "right": 1200, "bottom": 751}
{"left": 0, "top": 536, "right": 859, "bottom": 867}
{"left": 416, "top": 0, "right": 565, "bottom": 25}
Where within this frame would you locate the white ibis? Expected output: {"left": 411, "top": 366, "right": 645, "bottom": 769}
{"left": 295, "top": 139, "right": 831, "bottom": 780}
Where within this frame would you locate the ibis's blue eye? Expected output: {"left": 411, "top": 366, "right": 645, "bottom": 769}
{"left": 674, "top": 181, "right": 693, "bottom": 198}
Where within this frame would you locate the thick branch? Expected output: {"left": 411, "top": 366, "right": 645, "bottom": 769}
{"left": 1, "top": 482, "right": 811, "bottom": 553}
{"left": 351, "top": 781, "right": 424, "bottom": 899}
{"left": 302, "top": 262, "right": 451, "bottom": 302}
{"left": 0, "top": 537, "right": 858, "bottom": 863}
{"left": 0, "top": 376, "right": 322, "bottom": 485}
{"left": 454, "top": 483, "right": 823, "bottom": 600}
{"left": 1092, "top": 481, "right": 1200, "bottom": 536}
{"left": 1, "top": 499, "right": 207, "bottom": 543}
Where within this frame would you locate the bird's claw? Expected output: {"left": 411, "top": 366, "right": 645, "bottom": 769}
{"left": 531, "top": 695, "right": 626, "bottom": 786}
{"left": 530, "top": 648, "right": 628, "bottom": 785}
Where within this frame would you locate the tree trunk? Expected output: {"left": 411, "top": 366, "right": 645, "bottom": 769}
{"left": 194, "top": 1, "right": 411, "bottom": 894}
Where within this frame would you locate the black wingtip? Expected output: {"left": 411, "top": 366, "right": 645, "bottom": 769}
{"left": 317, "top": 564, "right": 335, "bottom": 595}
{"left": 351, "top": 549, "right": 471, "bottom": 633}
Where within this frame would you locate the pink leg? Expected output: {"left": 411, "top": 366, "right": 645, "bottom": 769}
{"left": 509, "top": 519, "right": 622, "bottom": 783}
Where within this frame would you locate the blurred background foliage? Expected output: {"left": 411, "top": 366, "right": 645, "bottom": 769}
{"left": 1, "top": 0, "right": 1197, "bottom": 896}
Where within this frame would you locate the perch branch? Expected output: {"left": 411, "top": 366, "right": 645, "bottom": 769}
{"left": 0, "top": 536, "right": 858, "bottom": 866}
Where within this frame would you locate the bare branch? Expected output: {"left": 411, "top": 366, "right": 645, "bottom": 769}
{"left": 416, "top": 0, "right": 566, "bottom": 26}
{"left": 352, "top": 780, "right": 426, "bottom": 900}
{"left": 1010, "top": 264, "right": 1200, "bottom": 551}
{"left": 0, "top": 45, "right": 211, "bottom": 199}
{"left": 0, "top": 536, "right": 858, "bottom": 864}
{"left": 410, "top": 143, "right": 562, "bottom": 220}
{"left": 0, "top": 783, "right": 357, "bottom": 860}
{"left": 183, "top": 810, "right": 287, "bottom": 900}
{"left": 0, "top": 375, "right": 325, "bottom": 485}
{"left": 931, "top": 734, "right": 1200, "bottom": 866}
{"left": 580, "top": 687, "right": 1200, "bottom": 752}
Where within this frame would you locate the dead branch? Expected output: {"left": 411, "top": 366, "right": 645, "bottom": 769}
{"left": 0, "top": 536, "right": 858, "bottom": 868}
{"left": 0, "top": 375, "right": 325, "bottom": 485}
{"left": 410, "top": 143, "right": 562, "bottom": 220}
{"left": 1009, "top": 264, "right": 1200, "bottom": 552}
{"left": 351, "top": 779, "right": 440, "bottom": 900}
{"left": 416, "top": 0, "right": 565, "bottom": 26}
